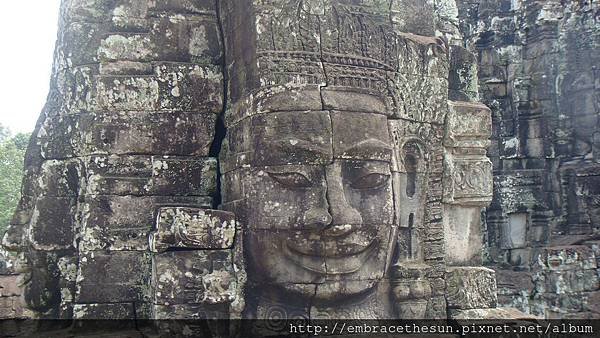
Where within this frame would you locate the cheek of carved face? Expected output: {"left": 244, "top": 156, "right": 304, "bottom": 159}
{"left": 243, "top": 160, "right": 394, "bottom": 297}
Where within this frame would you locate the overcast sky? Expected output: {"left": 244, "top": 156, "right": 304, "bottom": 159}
{"left": 0, "top": 1, "right": 61, "bottom": 134}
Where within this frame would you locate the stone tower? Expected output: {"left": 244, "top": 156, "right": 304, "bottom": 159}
{"left": 458, "top": 0, "right": 600, "bottom": 318}
{"left": 0, "top": 0, "right": 525, "bottom": 328}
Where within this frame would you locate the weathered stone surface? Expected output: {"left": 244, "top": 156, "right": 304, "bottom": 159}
{"left": 443, "top": 154, "right": 493, "bottom": 205}
{"left": 459, "top": 0, "right": 600, "bottom": 318}
{"left": 533, "top": 246, "right": 597, "bottom": 271}
{"left": 73, "top": 303, "right": 136, "bottom": 320}
{"left": 390, "top": 0, "right": 435, "bottom": 36}
{"left": 152, "top": 250, "right": 237, "bottom": 305}
{"left": 0, "top": 276, "right": 21, "bottom": 297}
{"left": 0, "top": 0, "right": 538, "bottom": 324}
{"left": 222, "top": 111, "right": 333, "bottom": 171}
{"left": 150, "top": 208, "right": 236, "bottom": 252}
{"left": 84, "top": 155, "right": 216, "bottom": 196}
{"left": 449, "top": 46, "right": 479, "bottom": 101}
{"left": 445, "top": 101, "right": 492, "bottom": 149}
{"left": 331, "top": 111, "right": 392, "bottom": 162}
{"left": 446, "top": 267, "right": 498, "bottom": 310}
{"left": 80, "top": 195, "right": 212, "bottom": 251}
{"left": 79, "top": 112, "right": 217, "bottom": 156}
{"left": 76, "top": 251, "right": 151, "bottom": 303}
{"left": 443, "top": 206, "right": 484, "bottom": 265}
{"left": 0, "top": 296, "right": 24, "bottom": 319}
{"left": 448, "top": 307, "right": 538, "bottom": 320}
{"left": 29, "top": 197, "right": 76, "bottom": 251}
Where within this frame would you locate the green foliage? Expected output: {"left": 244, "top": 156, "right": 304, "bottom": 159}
{"left": 0, "top": 126, "right": 30, "bottom": 236}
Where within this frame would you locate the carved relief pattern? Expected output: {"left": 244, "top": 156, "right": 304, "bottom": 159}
{"left": 452, "top": 160, "right": 493, "bottom": 198}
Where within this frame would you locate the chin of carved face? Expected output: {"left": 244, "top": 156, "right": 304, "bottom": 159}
{"left": 246, "top": 229, "right": 390, "bottom": 300}
{"left": 243, "top": 159, "right": 395, "bottom": 300}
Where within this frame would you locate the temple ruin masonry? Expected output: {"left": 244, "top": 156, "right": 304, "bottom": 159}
{"left": 458, "top": 0, "right": 600, "bottom": 319}
{"left": 0, "top": 0, "right": 598, "bottom": 332}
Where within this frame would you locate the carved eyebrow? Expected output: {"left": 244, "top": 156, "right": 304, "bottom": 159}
{"left": 339, "top": 139, "right": 393, "bottom": 159}
{"left": 272, "top": 138, "right": 332, "bottom": 158}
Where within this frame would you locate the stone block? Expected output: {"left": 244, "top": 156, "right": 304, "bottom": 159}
{"left": 23, "top": 160, "right": 81, "bottom": 198}
{"left": 0, "top": 276, "right": 21, "bottom": 297}
{"left": 500, "top": 213, "right": 528, "bottom": 249}
{"left": 445, "top": 101, "right": 492, "bottom": 149}
{"left": 508, "top": 248, "right": 532, "bottom": 266}
{"left": 448, "top": 307, "right": 537, "bottom": 320}
{"left": 223, "top": 111, "right": 333, "bottom": 170}
{"left": 79, "top": 111, "right": 216, "bottom": 156}
{"left": 150, "top": 208, "right": 236, "bottom": 252}
{"left": 150, "top": 16, "right": 223, "bottom": 65}
{"left": 73, "top": 303, "right": 136, "bottom": 319}
{"left": 155, "top": 63, "right": 223, "bottom": 112}
{"left": 320, "top": 59, "right": 392, "bottom": 115}
{"left": 422, "top": 240, "right": 445, "bottom": 260}
{"left": 29, "top": 197, "right": 76, "bottom": 251}
{"left": 534, "top": 246, "right": 597, "bottom": 271}
{"left": 0, "top": 297, "right": 23, "bottom": 319}
{"left": 39, "top": 115, "right": 79, "bottom": 160}
{"left": 59, "top": 21, "right": 105, "bottom": 68}
{"left": 76, "top": 251, "right": 151, "bottom": 303}
{"left": 583, "top": 291, "right": 600, "bottom": 315}
{"left": 107, "top": 0, "right": 150, "bottom": 32}
{"left": 55, "top": 65, "right": 99, "bottom": 115}
{"left": 149, "top": 0, "right": 216, "bottom": 15}
{"left": 443, "top": 206, "right": 484, "bottom": 266}
{"left": 151, "top": 157, "right": 217, "bottom": 196}
{"left": 84, "top": 155, "right": 153, "bottom": 196}
{"left": 390, "top": 0, "right": 435, "bottom": 36}
{"left": 449, "top": 46, "right": 479, "bottom": 101}
{"left": 446, "top": 267, "right": 498, "bottom": 309}
{"left": 389, "top": 72, "right": 448, "bottom": 124}
{"left": 495, "top": 269, "right": 534, "bottom": 295}
{"left": 84, "top": 155, "right": 217, "bottom": 196}
{"left": 541, "top": 269, "right": 599, "bottom": 293}
{"left": 95, "top": 64, "right": 222, "bottom": 112}
{"left": 152, "top": 250, "right": 237, "bottom": 305}
{"left": 98, "top": 33, "right": 154, "bottom": 62}
{"left": 331, "top": 111, "right": 392, "bottom": 162}
{"left": 24, "top": 250, "right": 68, "bottom": 313}
{"left": 321, "top": 88, "right": 390, "bottom": 116}
{"left": 64, "top": 0, "right": 114, "bottom": 23}
{"left": 393, "top": 34, "right": 449, "bottom": 77}
{"left": 387, "top": 119, "right": 444, "bottom": 172}
{"left": 152, "top": 303, "right": 229, "bottom": 320}
{"left": 443, "top": 153, "right": 493, "bottom": 206}
{"left": 80, "top": 195, "right": 212, "bottom": 251}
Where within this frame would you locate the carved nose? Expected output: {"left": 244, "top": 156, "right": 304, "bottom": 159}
{"left": 324, "top": 164, "right": 362, "bottom": 234}
{"left": 303, "top": 208, "right": 333, "bottom": 229}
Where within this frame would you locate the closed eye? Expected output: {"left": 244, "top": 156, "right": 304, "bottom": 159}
{"left": 350, "top": 173, "right": 390, "bottom": 190}
{"left": 267, "top": 172, "right": 313, "bottom": 188}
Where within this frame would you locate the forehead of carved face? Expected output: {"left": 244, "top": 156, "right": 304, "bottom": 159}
{"left": 225, "top": 111, "right": 396, "bottom": 299}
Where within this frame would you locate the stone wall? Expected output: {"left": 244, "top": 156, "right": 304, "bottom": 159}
{"left": 0, "top": 0, "right": 596, "bottom": 322}
{"left": 457, "top": 0, "right": 600, "bottom": 318}
{"left": 0, "top": 248, "right": 27, "bottom": 319}
{"left": 1, "top": 0, "right": 233, "bottom": 320}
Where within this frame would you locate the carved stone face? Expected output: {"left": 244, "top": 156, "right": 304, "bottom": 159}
{"left": 223, "top": 110, "right": 395, "bottom": 301}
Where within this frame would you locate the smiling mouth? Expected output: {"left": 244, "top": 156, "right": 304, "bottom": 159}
{"left": 284, "top": 239, "right": 377, "bottom": 275}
